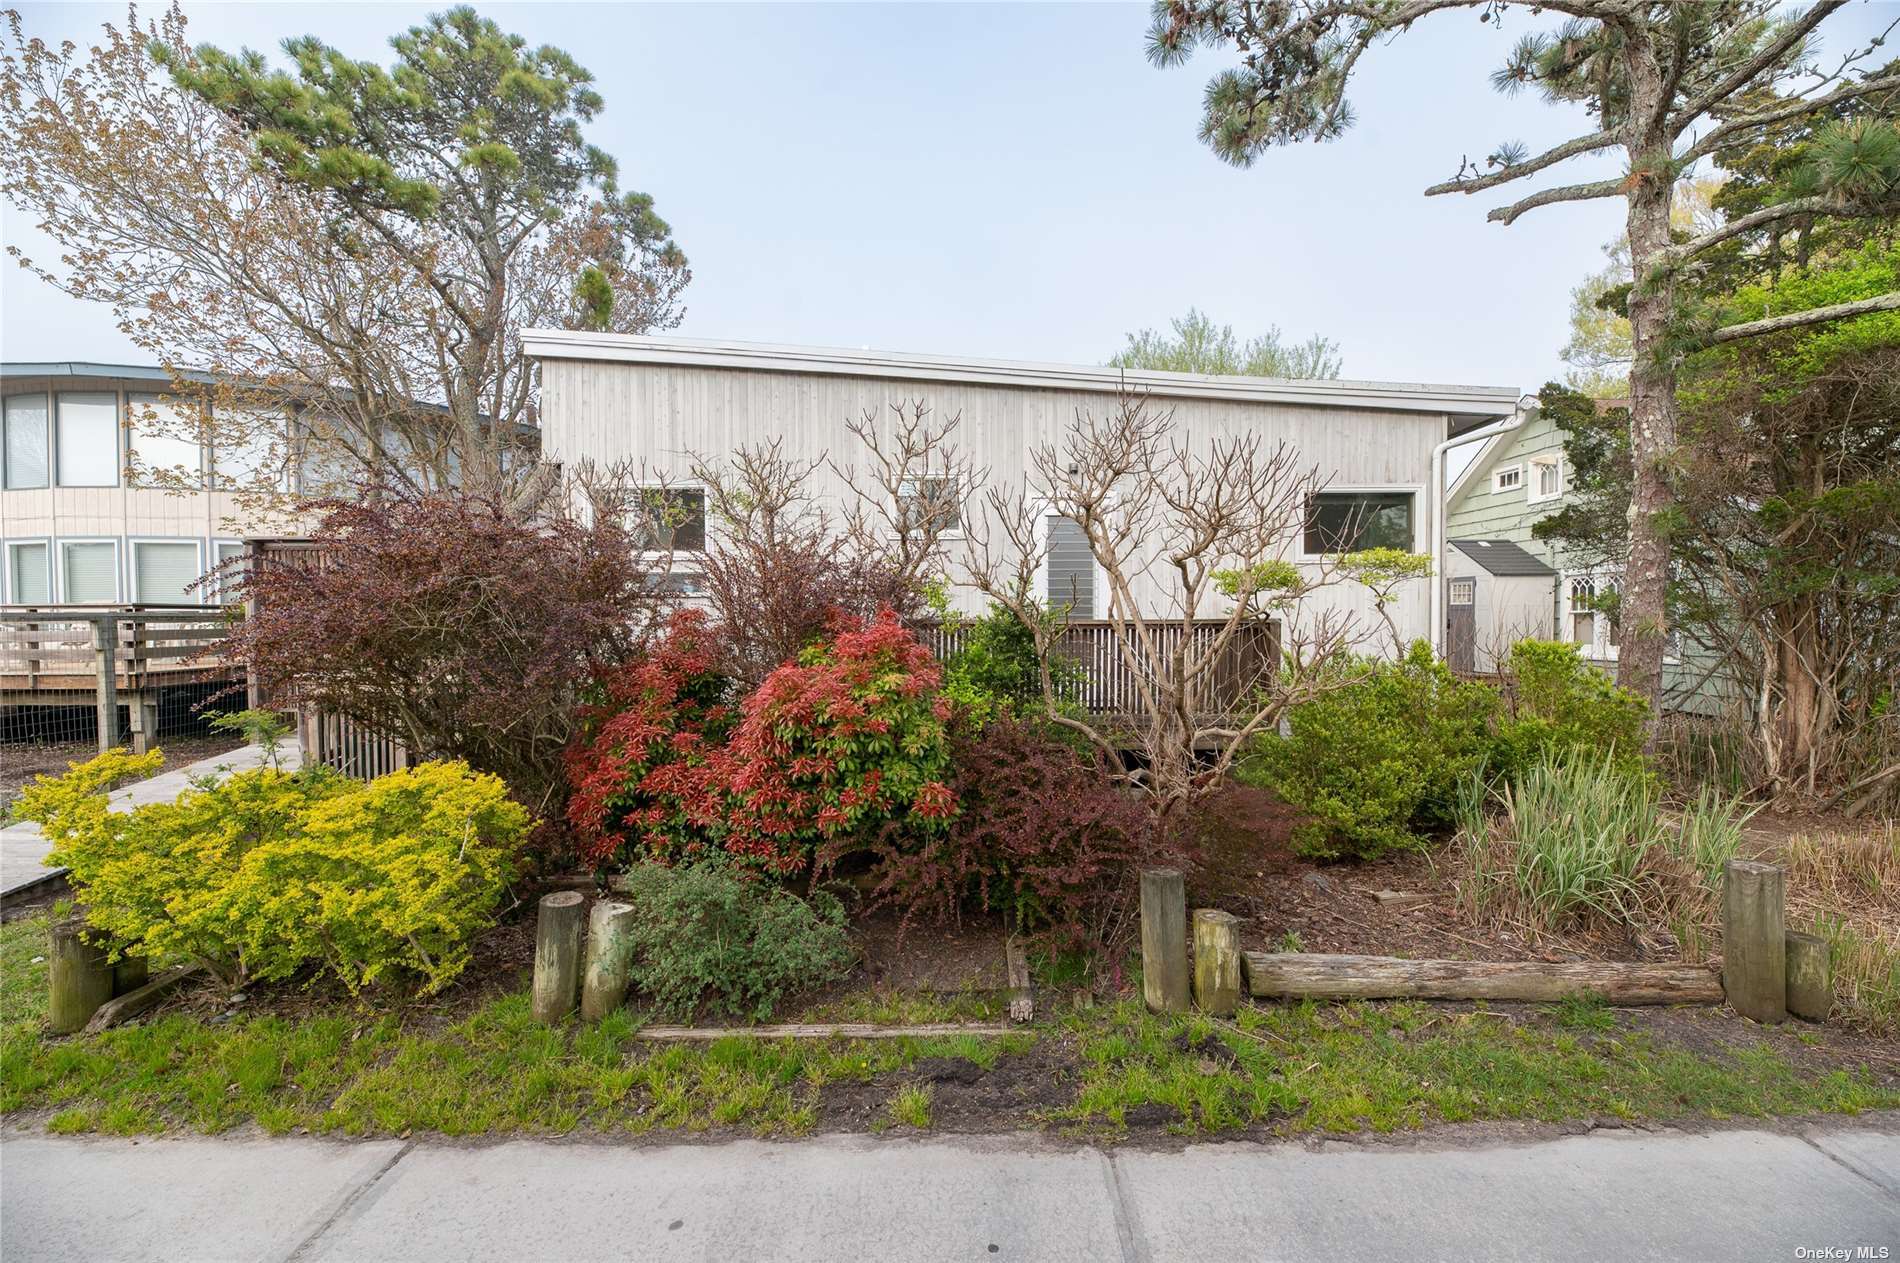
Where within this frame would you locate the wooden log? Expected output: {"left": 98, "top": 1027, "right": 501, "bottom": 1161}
{"left": 1722, "top": 859, "right": 1787, "bottom": 1023}
{"left": 1240, "top": 952, "right": 1724, "bottom": 1004}
{"left": 530, "top": 891, "right": 586, "bottom": 1024}
{"left": 112, "top": 953, "right": 149, "bottom": 997}
{"left": 636, "top": 1022, "right": 1014, "bottom": 1042}
{"left": 1784, "top": 931, "right": 1832, "bottom": 1022}
{"left": 1192, "top": 909, "right": 1241, "bottom": 1017}
{"left": 47, "top": 917, "right": 115, "bottom": 1034}
{"left": 1005, "top": 934, "right": 1034, "bottom": 1023}
{"left": 1140, "top": 868, "right": 1189, "bottom": 1014}
{"left": 579, "top": 900, "right": 636, "bottom": 1024}
{"left": 84, "top": 965, "right": 204, "bottom": 1033}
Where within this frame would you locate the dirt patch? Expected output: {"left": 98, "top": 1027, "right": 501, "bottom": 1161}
{"left": 814, "top": 1041, "right": 1078, "bottom": 1134}
{"left": 852, "top": 911, "right": 1009, "bottom": 993}
{"left": 1, "top": 732, "right": 247, "bottom": 810}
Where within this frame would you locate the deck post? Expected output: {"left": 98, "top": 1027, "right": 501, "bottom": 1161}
{"left": 91, "top": 616, "right": 119, "bottom": 752}
{"left": 1722, "top": 859, "right": 1787, "bottom": 1023}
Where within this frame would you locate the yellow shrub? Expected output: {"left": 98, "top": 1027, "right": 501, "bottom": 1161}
{"left": 13, "top": 751, "right": 530, "bottom": 994}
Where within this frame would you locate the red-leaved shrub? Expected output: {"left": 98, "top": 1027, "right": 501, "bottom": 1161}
{"left": 564, "top": 609, "right": 734, "bottom": 869}
{"left": 835, "top": 715, "right": 1164, "bottom": 950}
{"left": 563, "top": 607, "right": 955, "bottom": 877}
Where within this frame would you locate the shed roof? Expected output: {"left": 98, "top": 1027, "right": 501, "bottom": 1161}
{"left": 1449, "top": 539, "right": 1557, "bottom": 577}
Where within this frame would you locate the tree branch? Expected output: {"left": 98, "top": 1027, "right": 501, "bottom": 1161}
{"left": 1676, "top": 72, "right": 1900, "bottom": 169}
{"left": 1668, "top": 0, "right": 1850, "bottom": 136}
{"left": 1485, "top": 176, "right": 1627, "bottom": 226}
{"left": 1423, "top": 129, "right": 1616, "bottom": 197}
{"left": 1701, "top": 291, "right": 1900, "bottom": 347}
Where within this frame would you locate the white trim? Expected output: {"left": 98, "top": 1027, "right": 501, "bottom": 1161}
{"left": 4, "top": 537, "right": 52, "bottom": 605}
{"left": 1299, "top": 485, "right": 1424, "bottom": 561}
{"left": 1492, "top": 464, "right": 1523, "bottom": 493}
{"left": 56, "top": 536, "right": 121, "bottom": 605}
{"left": 128, "top": 536, "right": 207, "bottom": 606}
{"left": 522, "top": 330, "right": 1521, "bottom": 418}
{"left": 1527, "top": 453, "right": 1563, "bottom": 504}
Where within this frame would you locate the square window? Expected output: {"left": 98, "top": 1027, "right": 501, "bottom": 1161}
{"left": 628, "top": 487, "right": 706, "bottom": 553}
{"left": 896, "top": 476, "right": 962, "bottom": 536}
{"left": 133, "top": 541, "right": 203, "bottom": 605}
{"left": 1304, "top": 492, "right": 1414, "bottom": 554}
{"left": 61, "top": 541, "right": 119, "bottom": 604}
{"left": 127, "top": 394, "right": 204, "bottom": 488}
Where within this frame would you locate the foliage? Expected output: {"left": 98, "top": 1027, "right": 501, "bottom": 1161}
{"left": 718, "top": 610, "right": 956, "bottom": 877}
{"left": 1240, "top": 643, "right": 1499, "bottom": 860}
{"left": 228, "top": 492, "right": 660, "bottom": 818}
{"left": 1336, "top": 548, "right": 1434, "bottom": 654}
{"left": 936, "top": 600, "right": 1080, "bottom": 728}
{"left": 564, "top": 610, "right": 734, "bottom": 869}
{"left": 838, "top": 716, "right": 1160, "bottom": 950}
{"left": 0, "top": 4, "right": 686, "bottom": 509}
{"left": 563, "top": 609, "right": 955, "bottom": 878}
{"left": 203, "top": 709, "right": 293, "bottom": 769}
{"left": 614, "top": 861, "right": 855, "bottom": 1022}
{"left": 1108, "top": 307, "right": 1341, "bottom": 379}
{"left": 1492, "top": 641, "right": 1650, "bottom": 781}
{"left": 14, "top": 751, "right": 528, "bottom": 993}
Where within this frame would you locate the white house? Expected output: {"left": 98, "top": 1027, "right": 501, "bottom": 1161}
{"left": 523, "top": 331, "right": 1521, "bottom": 651}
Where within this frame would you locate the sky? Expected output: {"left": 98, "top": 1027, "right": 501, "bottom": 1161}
{"left": 2, "top": 1, "right": 1895, "bottom": 395}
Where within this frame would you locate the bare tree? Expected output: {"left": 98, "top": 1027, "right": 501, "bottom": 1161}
{"left": 834, "top": 401, "right": 988, "bottom": 611}
{"left": 970, "top": 394, "right": 1368, "bottom": 837}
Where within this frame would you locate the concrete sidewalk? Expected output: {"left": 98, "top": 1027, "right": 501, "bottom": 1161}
{"left": 0, "top": 739, "right": 301, "bottom": 900}
{"left": 3, "top": 1122, "right": 1896, "bottom": 1262}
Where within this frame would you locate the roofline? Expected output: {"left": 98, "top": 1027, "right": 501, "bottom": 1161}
{"left": 1, "top": 362, "right": 218, "bottom": 385}
{"left": 522, "top": 330, "right": 1521, "bottom": 419}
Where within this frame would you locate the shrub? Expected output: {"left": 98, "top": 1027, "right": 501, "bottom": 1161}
{"left": 716, "top": 609, "right": 956, "bottom": 876}
{"left": 937, "top": 600, "right": 1082, "bottom": 727}
{"left": 15, "top": 750, "right": 529, "bottom": 993}
{"left": 1494, "top": 640, "right": 1649, "bottom": 778}
{"left": 225, "top": 492, "right": 662, "bottom": 817}
{"left": 564, "top": 609, "right": 736, "bottom": 869}
{"left": 615, "top": 860, "right": 855, "bottom": 1021}
{"left": 1240, "top": 642, "right": 1500, "bottom": 859}
{"left": 836, "top": 716, "right": 1159, "bottom": 948}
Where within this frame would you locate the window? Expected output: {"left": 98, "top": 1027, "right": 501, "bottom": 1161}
{"left": 1304, "top": 491, "right": 1414, "bottom": 554}
{"left": 56, "top": 392, "right": 119, "bottom": 487}
{"left": 1046, "top": 514, "right": 1094, "bottom": 618}
{"left": 896, "top": 476, "right": 962, "bottom": 536}
{"left": 7, "top": 541, "right": 50, "bottom": 604}
{"left": 60, "top": 541, "right": 118, "bottom": 604}
{"left": 4, "top": 393, "right": 49, "bottom": 489}
{"left": 212, "top": 407, "right": 288, "bottom": 490}
{"left": 1528, "top": 454, "right": 1562, "bottom": 503}
{"left": 628, "top": 487, "right": 706, "bottom": 553}
{"left": 1492, "top": 465, "right": 1522, "bottom": 493}
{"left": 213, "top": 541, "right": 247, "bottom": 604}
{"left": 133, "top": 540, "right": 202, "bottom": 605}
{"left": 127, "top": 394, "right": 204, "bottom": 488}
{"left": 1568, "top": 576, "right": 1596, "bottom": 647}
{"left": 1448, "top": 578, "right": 1475, "bottom": 606}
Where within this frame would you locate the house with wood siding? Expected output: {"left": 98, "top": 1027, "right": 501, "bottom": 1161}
{"left": 523, "top": 331, "right": 1521, "bottom": 658}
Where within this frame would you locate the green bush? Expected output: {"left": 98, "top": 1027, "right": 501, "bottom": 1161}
{"left": 939, "top": 600, "right": 1080, "bottom": 727}
{"left": 616, "top": 861, "right": 855, "bottom": 1021}
{"left": 1239, "top": 642, "right": 1500, "bottom": 859}
{"left": 1494, "top": 640, "right": 1649, "bottom": 778}
{"left": 13, "top": 749, "right": 530, "bottom": 993}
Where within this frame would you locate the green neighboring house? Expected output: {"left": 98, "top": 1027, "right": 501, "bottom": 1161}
{"left": 1443, "top": 401, "right": 1732, "bottom": 716}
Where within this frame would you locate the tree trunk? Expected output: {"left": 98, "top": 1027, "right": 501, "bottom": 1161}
{"left": 1615, "top": 80, "right": 1680, "bottom": 747}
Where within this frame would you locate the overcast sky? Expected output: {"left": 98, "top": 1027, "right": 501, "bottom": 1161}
{"left": 3, "top": 2, "right": 1894, "bottom": 394}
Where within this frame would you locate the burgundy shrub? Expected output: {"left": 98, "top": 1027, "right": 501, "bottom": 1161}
{"left": 228, "top": 492, "right": 661, "bottom": 816}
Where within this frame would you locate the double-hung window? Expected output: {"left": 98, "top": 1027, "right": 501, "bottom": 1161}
{"left": 61, "top": 540, "right": 119, "bottom": 604}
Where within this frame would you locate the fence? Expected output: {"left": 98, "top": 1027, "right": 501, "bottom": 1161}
{"left": 1, "top": 606, "right": 239, "bottom": 753}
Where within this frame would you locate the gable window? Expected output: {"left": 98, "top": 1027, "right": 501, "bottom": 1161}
{"left": 1304, "top": 491, "right": 1414, "bottom": 554}
{"left": 6, "top": 541, "right": 50, "bottom": 604}
{"left": 628, "top": 487, "right": 706, "bottom": 554}
{"left": 1528, "top": 454, "right": 1563, "bottom": 504}
{"left": 896, "top": 476, "right": 962, "bottom": 537}
{"left": 60, "top": 540, "right": 119, "bottom": 604}
{"left": 56, "top": 392, "right": 120, "bottom": 487}
{"left": 1492, "top": 465, "right": 1522, "bottom": 493}
{"left": 4, "top": 393, "right": 49, "bottom": 489}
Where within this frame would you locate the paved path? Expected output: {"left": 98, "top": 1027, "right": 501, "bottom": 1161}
{"left": 1, "top": 740, "right": 302, "bottom": 899}
{"left": 3, "top": 1122, "right": 1895, "bottom": 1261}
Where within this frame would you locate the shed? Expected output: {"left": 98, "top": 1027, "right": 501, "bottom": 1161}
{"left": 1443, "top": 539, "right": 1558, "bottom": 673}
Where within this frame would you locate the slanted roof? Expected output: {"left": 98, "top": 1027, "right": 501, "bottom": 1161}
{"left": 1449, "top": 539, "right": 1557, "bottom": 577}
{"left": 522, "top": 330, "right": 1520, "bottom": 426}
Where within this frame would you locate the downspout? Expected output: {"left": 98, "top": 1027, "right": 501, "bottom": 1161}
{"left": 1429, "top": 396, "right": 1537, "bottom": 659}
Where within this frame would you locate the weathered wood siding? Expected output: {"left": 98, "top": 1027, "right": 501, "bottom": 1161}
{"left": 540, "top": 358, "right": 1453, "bottom": 648}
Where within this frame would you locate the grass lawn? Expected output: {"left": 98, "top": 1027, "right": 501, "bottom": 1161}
{"left": 3, "top": 913, "right": 1895, "bottom": 1141}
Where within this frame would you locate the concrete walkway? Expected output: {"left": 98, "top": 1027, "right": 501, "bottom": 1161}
{"left": 0, "top": 740, "right": 302, "bottom": 899}
{"left": 3, "top": 1122, "right": 1895, "bottom": 1262}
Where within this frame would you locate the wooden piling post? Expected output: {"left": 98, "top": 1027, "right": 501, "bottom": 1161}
{"left": 579, "top": 900, "right": 636, "bottom": 1023}
{"left": 1140, "top": 868, "right": 1189, "bottom": 1014}
{"left": 91, "top": 617, "right": 119, "bottom": 752}
{"left": 1192, "top": 909, "right": 1241, "bottom": 1017}
{"left": 1722, "top": 859, "right": 1787, "bottom": 1023}
{"left": 112, "top": 953, "right": 149, "bottom": 997}
{"left": 1784, "top": 931, "right": 1832, "bottom": 1022}
{"left": 531, "top": 891, "right": 586, "bottom": 1024}
{"left": 47, "top": 917, "right": 115, "bottom": 1034}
